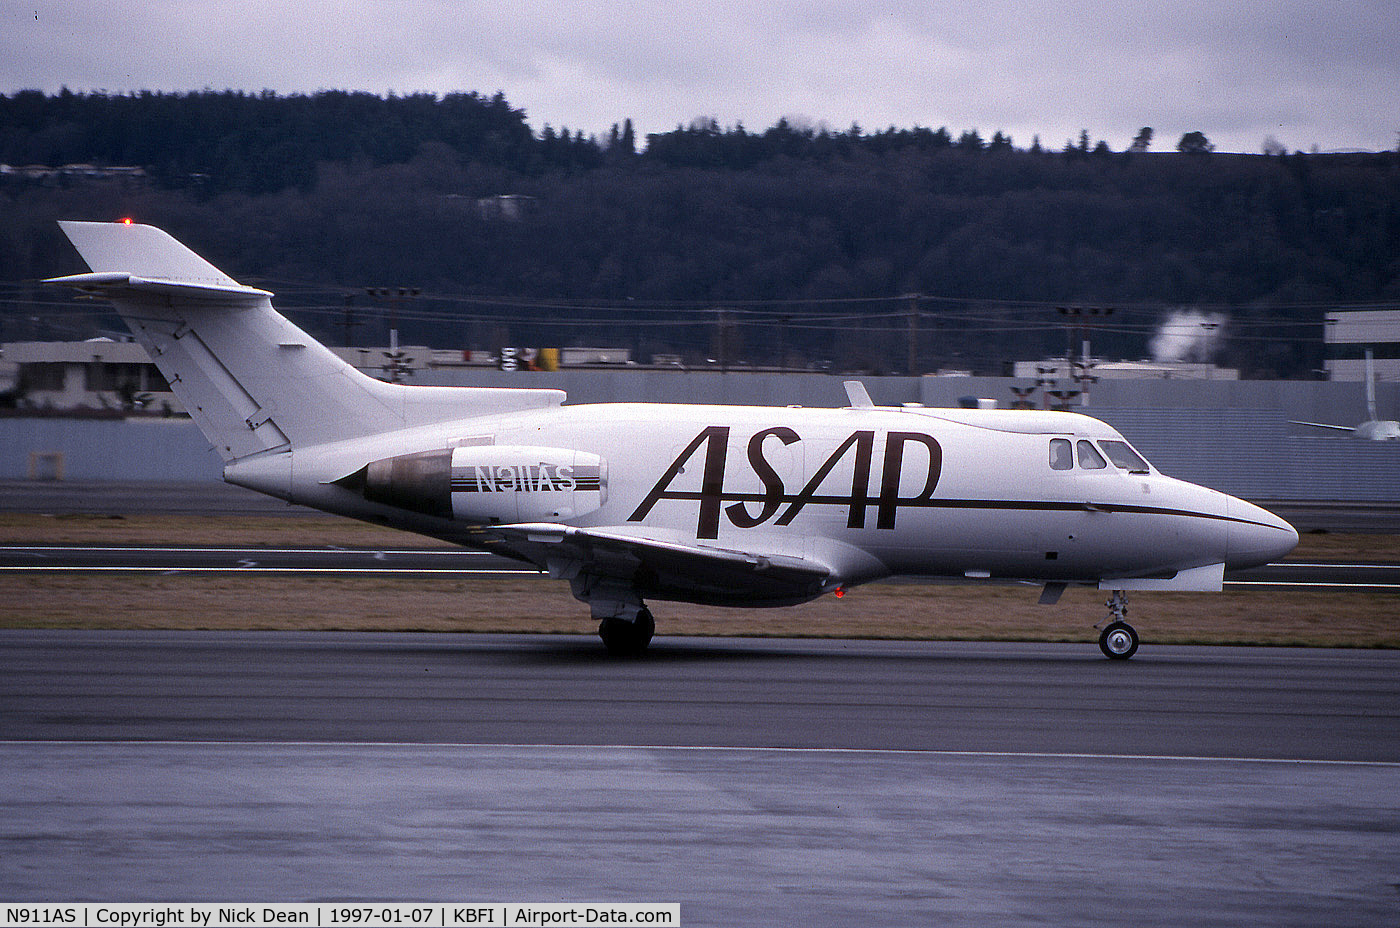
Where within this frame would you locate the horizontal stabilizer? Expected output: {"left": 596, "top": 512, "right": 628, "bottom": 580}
{"left": 44, "top": 271, "right": 271, "bottom": 302}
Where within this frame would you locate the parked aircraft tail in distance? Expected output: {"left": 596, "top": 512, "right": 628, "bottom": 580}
{"left": 1290, "top": 349, "right": 1400, "bottom": 440}
{"left": 47, "top": 221, "right": 1299, "bottom": 659}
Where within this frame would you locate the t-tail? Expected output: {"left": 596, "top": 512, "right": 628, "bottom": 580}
{"left": 46, "top": 221, "right": 562, "bottom": 462}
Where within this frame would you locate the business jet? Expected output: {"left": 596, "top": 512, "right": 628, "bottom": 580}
{"left": 47, "top": 221, "right": 1298, "bottom": 659}
{"left": 1291, "top": 349, "right": 1400, "bottom": 441}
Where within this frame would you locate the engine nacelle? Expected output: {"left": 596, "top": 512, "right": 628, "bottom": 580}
{"left": 357, "top": 445, "right": 607, "bottom": 524}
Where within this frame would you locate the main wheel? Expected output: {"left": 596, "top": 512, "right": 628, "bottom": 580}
{"left": 599, "top": 608, "right": 655, "bottom": 657}
{"left": 1098, "top": 621, "right": 1139, "bottom": 660}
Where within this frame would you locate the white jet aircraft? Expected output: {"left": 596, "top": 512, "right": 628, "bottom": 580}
{"left": 47, "top": 221, "right": 1299, "bottom": 659}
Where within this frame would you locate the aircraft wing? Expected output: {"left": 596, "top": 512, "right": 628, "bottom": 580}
{"left": 465, "top": 523, "right": 835, "bottom": 607}
{"left": 1289, "top": 419, "right": 1357, "bottom": 433}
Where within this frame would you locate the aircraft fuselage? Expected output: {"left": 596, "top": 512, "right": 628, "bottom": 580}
{"left": 228, "top": 401, "right": 1295, "bottom": 604}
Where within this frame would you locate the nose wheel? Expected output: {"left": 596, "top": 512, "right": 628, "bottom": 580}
{"left": 1097, "top": 590, "right": 1139, "bottom": 660}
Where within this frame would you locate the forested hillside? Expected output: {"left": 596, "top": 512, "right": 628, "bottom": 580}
{"left": 3, "top": 90, "right": 1398, "bottom": 376}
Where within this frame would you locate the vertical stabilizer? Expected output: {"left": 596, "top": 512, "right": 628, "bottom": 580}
{"left": 47, "top": 221, "right": 563, "bottom": 461}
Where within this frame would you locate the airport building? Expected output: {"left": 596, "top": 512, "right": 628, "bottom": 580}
{"left": 1010, "top": 359, "right": 1241, "bottom": 382}
{"left": 1325, "top": 310, "right": 1400, "bottom": 382}
{"left": 3, "top": 338, "right": 1397, "bottom": 514}
{"left": 0, "top": 339, "right": 178, "bottom": 415}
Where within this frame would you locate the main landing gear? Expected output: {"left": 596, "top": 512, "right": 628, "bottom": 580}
{"left": 1096, "top": 590, "right": 1139, "bottom": 660}
{"left": 598, "top": 607, "right": 655, "bottom": 657}
{"left": 569, "top": 576, "right": 656, "bottom": 657}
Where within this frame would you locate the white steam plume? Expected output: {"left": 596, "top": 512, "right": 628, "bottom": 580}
{"left": 1149, "top": 310, "right": 1228, "bottom": 363}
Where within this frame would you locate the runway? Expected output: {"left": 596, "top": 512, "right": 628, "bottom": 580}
{"left": 1, "top": 632, "right": 1398, "bottom": 925}
{"left": 3, "top": 631, "right": 1398, "bottom": 758}
{"left": 2, "top": 510, "right": 1396, "bottom": 921}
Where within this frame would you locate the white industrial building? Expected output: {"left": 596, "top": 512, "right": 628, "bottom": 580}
{"left": 0, "top": 339, "right": 179, "bottom": 414}
{"left": 1011, "top": 359, "right": 1240, "bottom": 381}
{"left": 0, "top": 340, "right": 637, "bottom": 413}
{"left": 1325, "top": 310, "right": 1400, "bottom": 382}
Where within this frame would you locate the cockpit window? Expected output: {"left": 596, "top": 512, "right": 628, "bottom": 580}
{"left": 1076, "top": 440, "right": 1107, "bottom": 469}
{"left": 1098, "top": 440, "right": 1151, "bottom": 474}
{"left": 1049, "top": 438, "right": 1073, "bottom": 470}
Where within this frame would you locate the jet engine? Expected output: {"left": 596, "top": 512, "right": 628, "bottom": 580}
{"left": 346, "top": 445, "right": 607, "bottom": 523}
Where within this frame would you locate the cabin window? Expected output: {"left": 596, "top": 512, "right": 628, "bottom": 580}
{"left": 1098, "top": 440, "right": 1150, "bottom": 474}
{"left": 1076, "top": 440, "right": 1108, "bottom": 469}
{"left": 1049, "top": 439, "right": 1073, "bottom": 470}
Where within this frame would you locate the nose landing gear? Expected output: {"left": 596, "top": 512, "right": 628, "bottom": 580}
{"left": 1097, "top": 590, "right": 1139, "bottom": 660}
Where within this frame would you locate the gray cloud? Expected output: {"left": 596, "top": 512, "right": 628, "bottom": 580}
{"left": 4, "top": 0, "right": 1396, "bottom": 152}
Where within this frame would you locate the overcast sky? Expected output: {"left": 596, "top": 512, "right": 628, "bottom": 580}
{"left": 5, "top": 0, "right": 1397, "bottom": 153}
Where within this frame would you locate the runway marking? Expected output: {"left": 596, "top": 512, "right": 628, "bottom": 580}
{"left": 1225, "top": 580, "right": 1400, "bottom": 590}
{"left": 6, "top": 568, "right": 1392, "bottom": 588}
{"left": 2, "top": 545, "right": 487, "bottom": 555}
{"left": 1282, "top": 562, "right": 1400, "bottom": 569}
{"left": 3, "top": 569, "right": 1393, "bottom": 589}
{"left": 4, "top": 740, "right": 1397, "bottom": 768}
{"left": 0, "top": 566, "right": 540, "bottom": 575}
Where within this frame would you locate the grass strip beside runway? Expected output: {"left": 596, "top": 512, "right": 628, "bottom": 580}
{"left": 3, "top": 513, "right": 1397, "bottom": 648}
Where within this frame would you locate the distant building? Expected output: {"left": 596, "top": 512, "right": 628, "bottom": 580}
{"left": 1012, "top": 359, "right": 1240, "bottom": 381}
{"left": 1, "top": 340, "right": 178, "bottom": 414}
{"left": 1, "top": 340, "right": 641, "bottom": 413}
{"left": 475, "top": 194, "right": 537, "bottom": 222}
{"left": 0, "top": 163, "right": 147, "bottom": 184}
{"left": 1325, "top": 310, "right": 1400, "bottom": 382}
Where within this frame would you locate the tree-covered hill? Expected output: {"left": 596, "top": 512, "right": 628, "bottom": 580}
{"left": 3, "top": 90, "right": 1397, "bottom": 376}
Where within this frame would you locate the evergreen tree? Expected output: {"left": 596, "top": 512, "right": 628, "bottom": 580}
{"left": 1177, "top": 130, "right": 1214, "bottom": 153}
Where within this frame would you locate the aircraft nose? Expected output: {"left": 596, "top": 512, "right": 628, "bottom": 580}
{"left": 1226, "top": 497, "right": 1299, "bottom": 569}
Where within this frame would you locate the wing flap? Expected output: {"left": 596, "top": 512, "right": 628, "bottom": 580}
{"left": 468, "top": 523, "right": 834, "bottom": 606}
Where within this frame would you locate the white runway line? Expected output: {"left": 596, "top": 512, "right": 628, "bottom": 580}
{"left": 6, "top": 739, "right": 1398, "bottom": 768}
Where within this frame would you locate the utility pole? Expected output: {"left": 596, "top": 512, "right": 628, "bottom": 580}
{"left": 903, "top": 293, "right": 922, "bottom": 376}
{"left": 339, "top": 295, "right": 364, "bottom": 347}
{"left": 713, "top": 308, "right": 734, "bottom": 372}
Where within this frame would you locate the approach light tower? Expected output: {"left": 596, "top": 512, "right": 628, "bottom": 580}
{"left": 364, "top": 286, "right": 421, "bottom": 383}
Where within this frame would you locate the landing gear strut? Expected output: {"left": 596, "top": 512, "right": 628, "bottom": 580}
{"left": 1097, "top": 590, "right": 1139, "bottom": 660}
{"left": 598, "top": 607, "right": 655, "bottom": 657}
